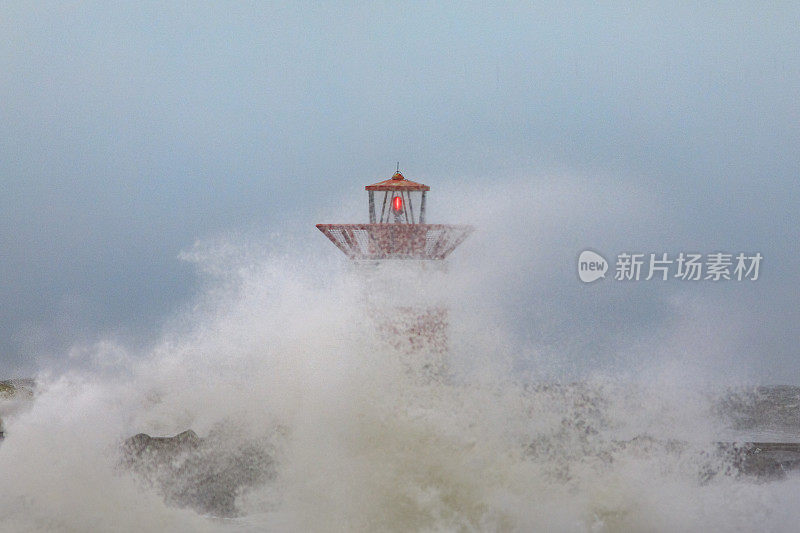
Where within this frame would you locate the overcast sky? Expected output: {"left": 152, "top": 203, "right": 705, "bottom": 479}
{"left": 1, "top": 2, "right": 798, "bottom": 381}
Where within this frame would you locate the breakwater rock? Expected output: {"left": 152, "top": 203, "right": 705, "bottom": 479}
{"left": 122, "top": 428, "right": 275, "bottom": 517}
{"left": 0, "top": 379, "right": 35, "bottom": 440}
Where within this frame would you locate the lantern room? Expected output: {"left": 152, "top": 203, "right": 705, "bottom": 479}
{"left": 316, "top": 170, "right": 472, "bottom": 261}
{"left": 366, "top": 172, "right": 429, "bottom": 224}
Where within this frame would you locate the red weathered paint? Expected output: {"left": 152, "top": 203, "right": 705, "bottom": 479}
{"left": 316, "top": 223, "right": 473, "bottom": 260}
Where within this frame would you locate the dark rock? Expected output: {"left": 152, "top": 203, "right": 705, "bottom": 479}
{"left": 124, "top": 429, "right": 201, "bottom": 457}
{"left": 716, "top": 441, "right": 800, "bottom": 480}
{"left": 0, "top": 378, "right": 36, "bottom": 441}
{"left": 122, "top": 427, "right": 275, "bottom": 517}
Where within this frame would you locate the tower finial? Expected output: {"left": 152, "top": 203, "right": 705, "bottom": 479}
{"left": 396, "top": 161, "right": 399, "bottom": 173}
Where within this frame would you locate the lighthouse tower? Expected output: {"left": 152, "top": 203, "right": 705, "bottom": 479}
{"left": 316, "top": 171, "right": 472, "bottom": 361}
{"left": 317, "top": 171, "right": 473, "bottom": 366}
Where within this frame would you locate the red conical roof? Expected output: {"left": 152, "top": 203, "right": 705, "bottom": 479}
{"left": 365, "top": 172, "right": 430, "bottom": 191}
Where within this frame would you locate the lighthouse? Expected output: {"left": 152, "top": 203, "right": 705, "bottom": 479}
{"left": 316, "top": 171, "right": 472, "bottom": 363}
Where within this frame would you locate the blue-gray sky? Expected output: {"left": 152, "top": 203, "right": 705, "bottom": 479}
{"left": 1, "top": 2, "right": 798, "bottom": 380}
